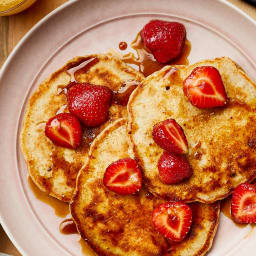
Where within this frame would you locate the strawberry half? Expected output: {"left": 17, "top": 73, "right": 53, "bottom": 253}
{"left": 67, "top": 83, "right": 113, "bottom": 127}
{"left": 183, "top": 66, "right": 227, "bottom": 108}
{"left": 45, "top": 113, "right": 82, "bottom": 149}
{"left": 152, "top": 119, "right": 188, "bottom": 154}
{"left": 152, "top": 202, "right": 192, "bottom": 242}
{"left": 103, "top": 158, "right": 142, "bottom": 195}
{"left": 231, "top": 183, "right": 256, "bottom": 224}
{"left": 141, "top": 20, "right": 186, "bottom": 64}
{"left": 158, "top": 151, "right": 192, "bottom": 184}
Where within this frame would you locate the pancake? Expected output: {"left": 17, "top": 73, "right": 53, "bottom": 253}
{"left": 20, "top": 54, "right": 144, "bottom": 202}
{"left": 128, "top": 57, "right": 256, "bottom": 203}
{"left": 71, "top": 118, "right": 220, "bottom": 256}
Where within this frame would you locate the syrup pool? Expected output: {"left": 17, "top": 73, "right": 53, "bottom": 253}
{"left": 121, "top": 33, "right": 191, "bottom": 77}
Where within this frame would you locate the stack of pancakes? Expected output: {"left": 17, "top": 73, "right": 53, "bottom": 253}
{"left": 21, "top": 54, "right": 256, "bottom": 255}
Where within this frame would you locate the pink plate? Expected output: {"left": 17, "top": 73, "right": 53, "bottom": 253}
{"left": 1, "top": 0, "right": 256, "bottom": 255}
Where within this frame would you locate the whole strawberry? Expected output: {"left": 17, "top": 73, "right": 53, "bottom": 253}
{"left": 141, "top": 20, "right": 186, "bottom": 64}
{"left": 158, "top": 151, "right": 192, "bottom": 184}
{"left": 67, "top": 83, "right": 113, "bottom": 127}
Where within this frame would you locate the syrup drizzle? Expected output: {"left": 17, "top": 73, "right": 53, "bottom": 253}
{"left": 58, "top": 54, "right": 141, "bottom": 106}
{"left": 59, "top": 218, "right": 78, "bottom": 235}
{"left": 29, "top": 176, "right": 95, "bottom": 254}
{"left": 59, "top": 218, "right": 96, "bottom": 255}
{"left": 145, "top": 192, "right": 154, "bottom": 200}
{"left": 66, "top": 57, "right": 99, "bottom": 82}
{"left": 83, "top": 127, "right": 100, "bottom": 145}
{"left": 163, "top": 67, "right": 178, "bottom": 80}
{"left": 119, "top": 41, "right": 127, "bottom": 51}
{"left": 57, "top": 57, "right": 100, "bottom": 96}
{"left": 113, "top": 80, "right": 140, "bottom": 105}
{"left": 28, "top": 177, "right": 69, "bottom": 218}
{"left": 121, "top": 33, "right": 191, "bottom": 77}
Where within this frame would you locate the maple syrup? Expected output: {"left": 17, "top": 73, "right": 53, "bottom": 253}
{"left": 121, "top": 33, "right": 191, "bottom": 77}
{"left": 145, "top": 192, "right": 154, "bottom": 200}
{"left": 67, "top": 57, "right": 99, "bottom": 82}
{"left": 113, "top": 80, "right": 140, "bottom": 105}
{"left": 119, "top": 41, "right": 128, "bottom": 51}
{"left": 59, "top": 218, "right": 78, "bottom": 235}
{"left": 83, "top": 127, "right": 101, "bottom": 145}
{"left": 28, "top": 177, "right": 69, "bottom": 218}
{"left": 56, "top": 57, "right": 100, "bottom": 95}
{"left": 221, "top": 197, "right": 232, "bottom": 219}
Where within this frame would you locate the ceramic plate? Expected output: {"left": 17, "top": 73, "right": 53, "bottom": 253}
{"left": 0, "top": 0, "right": 256, "bottom": 255}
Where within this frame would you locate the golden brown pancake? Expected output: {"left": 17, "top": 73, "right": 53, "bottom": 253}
{"left": 71, "top": 118, "right": 220, "bottom": 256}
{"left": 128, "top": 57, "right": 256, "bottom": 203}
{"left": 20, "top": 54, "right": 144, "bottom": 202}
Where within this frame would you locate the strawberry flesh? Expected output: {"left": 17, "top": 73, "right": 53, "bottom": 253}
{"left": 152, "top": 119, "right": 188, "bottom": 154}
{"left": 183, "top": 66, "right": 227, "bottom": 108}
{"left": 45, "top": 113, "right": 82, "bottom": 149}
{"left": 103, "top": 158, "right": 142, "bottom": 195}
{"left": 67, "top": 83, "right": 113, "bottom": 127}
{"left": 152, "top": 202, "right": 192, "bottom": 242}
{"left": 231, "top": 183, "right": 256, "bottom": 224}
{"left": 158, "top": 151, "right": 192, "bottom": 184}
{"left": 141, "top": 20, "right": 186, "bottom": 64}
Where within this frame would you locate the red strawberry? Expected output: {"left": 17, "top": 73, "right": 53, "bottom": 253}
{"left": 45, "top": 113, "right": 82, "bottom": 149}
{"left": 152, "top": 119, "right": 188, "bottom": 154}
{"left": 103, "top": 158, "right": 142, "bottom": 195}
{"left": 152, "top": 202, "right": 192, "bottom": 242}
{"left": 67, "top": 83, "right": 113, "bottom": 127}
{"left": 141, "top": 20, "right": 186, "bottom": 64}
{"left": 231, "top": 183, "right": 256, "bottom": 224}
{"left": 158, "top": 151, "right": 192, "bottom": 184}
{"left": 183, "top": 66, "right": 227, "bottom": 108}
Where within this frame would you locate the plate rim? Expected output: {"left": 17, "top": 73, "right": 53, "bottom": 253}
{"left": 1, "top": 0, "right": 256, "bottom": 255}
{"left": 0, "top": 2, "right": 78, "bottom": 255}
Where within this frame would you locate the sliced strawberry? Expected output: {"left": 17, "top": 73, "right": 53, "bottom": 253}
{"left": 103, "top": 158, "right": 142, "bottom": 195}
{"left": 158, "top": 151, "right": 192, "bottom": 184}
{"left": 141, "top": 20, "right": 186, "bottom": 63}
{"left": 231, "top": 183, "right": 256, "bottom": 224}
{"left": 67, "top": 83, "right": 113, "bottom": 127}
{"left": 45, "top": 113, "right": 82, "bottom": 149}
{"left": 183, "top": 66, "right": 227, "bottom": 108}
{"left": 152, "top": 119, "right": 188, "bottom": 154}
{"left": 152, "top": 202, "right": 192, "bottom": 242}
